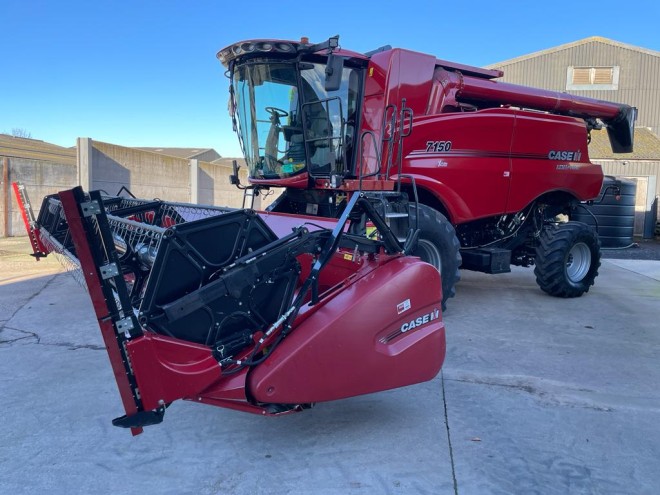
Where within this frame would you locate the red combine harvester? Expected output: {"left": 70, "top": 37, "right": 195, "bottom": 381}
{"left": 14, "top": 36, "right": 635, "bottom": 434}
{"left": 218, "top": 36, "right": 636, "bottom": 307}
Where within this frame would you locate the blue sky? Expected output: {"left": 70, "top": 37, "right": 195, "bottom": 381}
{"left": 2, "top": 0, "right": 659, "bottom": 157}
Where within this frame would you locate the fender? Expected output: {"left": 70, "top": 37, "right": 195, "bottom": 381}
{"left": 392, "top": 173, "right": 468, "bottom": 224}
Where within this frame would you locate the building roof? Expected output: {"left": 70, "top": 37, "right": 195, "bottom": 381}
{"left": 211, "top": 157, "right": 247, "bottom": 167}
{"left": 135, "top": 147, "right": 221, "bottom": 160}
{"left": 0, "top": 134, "right": 76, "bottom": 164}
{"left": 487, "top": 36, "right": 660, "bottom": 68}
{"left": 589, "top": 127, "right": 660, "bottom": 160}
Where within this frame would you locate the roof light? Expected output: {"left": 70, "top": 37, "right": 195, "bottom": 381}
{"left": 217, "top": 40, "right": 302, "bottom": 67}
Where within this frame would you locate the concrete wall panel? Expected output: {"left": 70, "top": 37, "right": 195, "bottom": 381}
{"left": 2, "top": 157, "right": 76, "bottom": 236}
{"left": 91, "top": 141, "right": 191, "bottom": 202}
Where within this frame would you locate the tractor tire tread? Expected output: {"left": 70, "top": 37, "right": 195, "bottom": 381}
{"left": 410, "top": 205, "right": 462, "bottom": 310}
{"left": 534, "top": 221, "right": 601, "bottom": 298}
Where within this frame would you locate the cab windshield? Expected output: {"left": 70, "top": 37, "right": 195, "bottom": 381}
{"left": 232, "top": 60, "right": 359, "bottom": 180}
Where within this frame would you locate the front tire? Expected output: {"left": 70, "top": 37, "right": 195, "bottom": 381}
{"left": 534, "top": 221, "right": 601, "bottom": 297}
{"left": 409, "top": 205, "right": 462, "bottom": 309}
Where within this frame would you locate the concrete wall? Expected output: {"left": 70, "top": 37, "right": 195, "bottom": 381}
{"left": 198, "top": 160, "right": 246, "bottom": 207}
{"left": 87, "top": 140, "right": 193, "bottom": 203}
{"left": 3, "top": 137, "right": 279, "bottom": 238}
{"left": 198, "top": 158, "right": 281, "bottom": 209}
{"left": 83, "top": 139, "right": 263, "bottom": 208}
{"left": 2, "top": 156, "right": 77, "bottom": 237}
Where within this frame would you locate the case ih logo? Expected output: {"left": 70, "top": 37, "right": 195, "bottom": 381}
{"left": 380, "top": 308, "right": 441, "bottom": 344}
{"left": 400, "top": 308, "right": 441, "bottom": 333}
{"left": 548, "top": 150, "right": 582, "bottom": 161}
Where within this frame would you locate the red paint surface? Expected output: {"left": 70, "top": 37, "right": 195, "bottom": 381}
{"left": 359, "top": 51, "right": 608, "bottom": 224}
{"left": 248, "top": 257, "right": 445, "bottom": 403}
{"left": 123, "top": 251, "right": 444, "bottom": 415}
{"left": 58, "top": 189, "right": 143, "bottom": 435}
{"left": 11, "top": 182, "right": 47, "bottom": 257}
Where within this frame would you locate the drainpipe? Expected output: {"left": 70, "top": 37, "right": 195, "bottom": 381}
{"left": 190, "top": 159, "right": 199, "bottom": 204}
{"left": 2, "top": 157, "right": 9, "bottom": 237}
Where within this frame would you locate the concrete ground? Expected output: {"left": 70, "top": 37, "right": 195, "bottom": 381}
{"left": 1, "top": 236, "right": 659, "bottom": 495}
{"left": 602, "top": 238, "right": 660, "bottom": 261}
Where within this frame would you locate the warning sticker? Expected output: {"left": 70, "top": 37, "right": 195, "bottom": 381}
{"left": 397, "top": 299, "right": 411, "bottom": 315}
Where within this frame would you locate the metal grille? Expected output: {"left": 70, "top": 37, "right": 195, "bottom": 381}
{"left": 107, "top": 215, "right": 166, "bottom": 261}
{"left": 39, "top": 195, "right": 237, "bottom": 309}
{"left": 572, "top": 67, "right": 592, "bottom": 85}
{"left": 569, "top": 66, "right": 617, "bottom": 87}
{"left": 39, "top": 228, "right": 87, "bottom": 289}
{"left": 593, "top": 67, "right": 614, "bottom": 85}
{"left": 104, "top": 196, "right": 234, "bottom": 224}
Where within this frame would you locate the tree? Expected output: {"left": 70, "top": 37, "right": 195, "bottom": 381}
{"left": 9, "top": 128, "right": 32, "bottom": 139}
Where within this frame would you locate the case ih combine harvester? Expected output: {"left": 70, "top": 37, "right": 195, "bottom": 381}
{"left": 14, "top": 36, "right": 635, "bottom": 434}
{"left": 219, "top": 35, "right": 635, "bottom": 307}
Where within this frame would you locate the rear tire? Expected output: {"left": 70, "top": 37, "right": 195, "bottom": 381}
{"left": 409, "top": 205, "right": 461, "bottom": 310}
{"left": 534, "top": 221, "right": 601, "bottom": 297}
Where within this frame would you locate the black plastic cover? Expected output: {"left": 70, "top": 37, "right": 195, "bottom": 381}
{"left": 605, "top": 106, "right": 636, "bottom": 153}
{"left": 139, "top": 210, "right": 299, "bottom": 346}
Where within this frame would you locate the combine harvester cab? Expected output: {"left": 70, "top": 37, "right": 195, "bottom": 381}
{"left": 14, "top": 183, "right": 445, "bottom": 435}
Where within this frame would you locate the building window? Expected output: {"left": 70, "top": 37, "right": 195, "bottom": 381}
{"left": 566, "top": 66, "right": 620, "bottom": 90}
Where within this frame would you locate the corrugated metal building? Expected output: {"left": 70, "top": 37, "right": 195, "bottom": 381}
{"left": 487, "top": 37, "right": 660, "bottom": 236}
{"left": 487, "top": 37, "right": 660, "bottom": 136}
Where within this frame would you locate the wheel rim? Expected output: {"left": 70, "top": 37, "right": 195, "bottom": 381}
{"left": 416, "top": 239, "right": 442, "bottom": 274}
{"left": 566, "top": 242, "right": 591, "bottom": 282}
